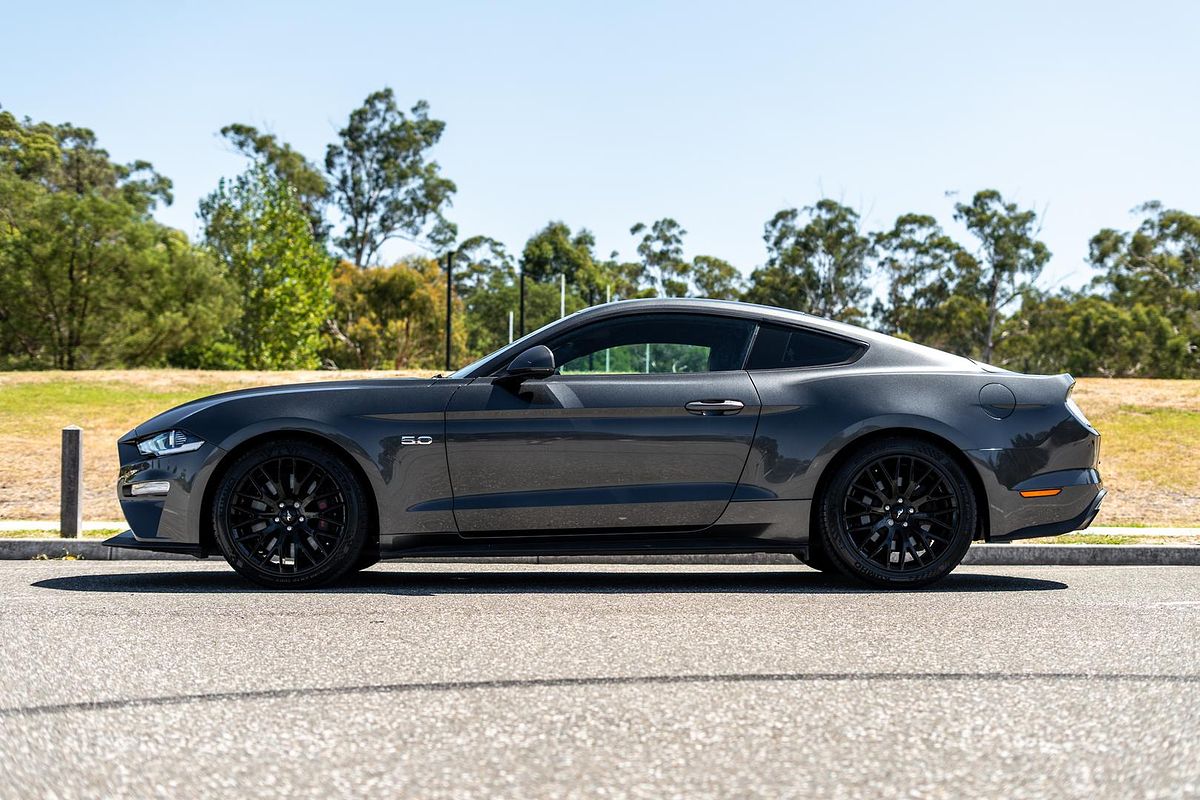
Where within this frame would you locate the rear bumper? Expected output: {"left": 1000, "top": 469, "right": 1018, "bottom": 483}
{"left": 988, "top": 487, "right": 1107, "bottom": 543}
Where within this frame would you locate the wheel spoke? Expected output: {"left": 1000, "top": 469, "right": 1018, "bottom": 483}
{"left": 840, "top": 453, "right": 963, "bottom": 574}
{"left": 224, "top": 455, "right": 350, "bottom": 577}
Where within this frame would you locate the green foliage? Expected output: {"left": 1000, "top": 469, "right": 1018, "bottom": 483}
{"left": 325, "top": 89, "right": 456, "bottom": 267}
{"left": 631, "top": 218, "right": 689, "bottom": 297}
{"left": 743, "top": 199, "right": 872, "bottom": 323}
{"left": 322, "top": 257, "right": 457, "bottom": 369}
{"left": 0, "top": 110, "right": 230, "bottom": 369}
{"left": 872, "top": 214, "right": 984, "bottom": 357}
{"left": 198, "top": 164, "right": 332, "bottom": 369}
{"left": 1088, "top": 202, "right": 1199, "bottom": 375}
{"left": 952, "top": 190, "right": 1051, "bottom": 362}
{"left": 691, "top": 255, "right": 742, "bottom": 300}
{"left": 997, "top": 293, "right": 1190, "bottom": 377}
{"left": 220, "top": 123, "right": 329, "bottom": 240}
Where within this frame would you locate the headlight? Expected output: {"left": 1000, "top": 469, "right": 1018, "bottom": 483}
{"left": 136, "top": 430, "right": 204, "bottom": 457}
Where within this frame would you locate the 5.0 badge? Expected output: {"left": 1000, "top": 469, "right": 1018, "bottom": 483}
{"left": 400, "top": 435, "right": 434, "bottom": 446}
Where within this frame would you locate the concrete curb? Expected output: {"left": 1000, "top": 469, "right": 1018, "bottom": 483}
{"left": 1, "top": 539, "right": 1197, "bottom": 566}
{"left": 0, "top": 539, "right": 193, "bottom": 561}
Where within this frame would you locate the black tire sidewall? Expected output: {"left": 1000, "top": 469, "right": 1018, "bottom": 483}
{"left": 821, "top": 438, "right": 976, "bottom": 588}
{"left": 213, "top": 440, "right": 370, "bottom": 589}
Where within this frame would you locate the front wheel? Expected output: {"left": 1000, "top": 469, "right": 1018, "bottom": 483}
{"left": 212, "top": 440, "right": 370, "bottom": 589}
{"left": 820, "top": 438, "right": 977, "bottom": 588}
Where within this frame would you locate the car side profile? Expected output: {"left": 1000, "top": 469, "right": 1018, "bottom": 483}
{"left": 107, "top": 298, "right": 1105, "bottom": 589}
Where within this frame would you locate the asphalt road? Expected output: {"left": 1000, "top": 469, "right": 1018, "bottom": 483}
{"left": 1, "top": 562, "right": 1197, "bottom": 799}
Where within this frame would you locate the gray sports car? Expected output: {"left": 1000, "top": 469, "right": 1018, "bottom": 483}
{"left": 107, "top": 298, "right": 1104, "bottom": 589}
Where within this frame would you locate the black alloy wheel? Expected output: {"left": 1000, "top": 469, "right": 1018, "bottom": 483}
{"left": 213, "top": 440, "right": 369, "bottom": 589}
{"left": 820, "top": 437, "right": 977, "bottom": 588}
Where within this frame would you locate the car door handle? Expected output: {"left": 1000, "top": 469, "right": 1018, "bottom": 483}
{"left": 685, "top": 400, "right": 745, "bottom": 416}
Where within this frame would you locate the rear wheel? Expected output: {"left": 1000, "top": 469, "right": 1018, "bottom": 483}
{"left": 212, "top": 440, "right": 369, "bottom": 589}
{"left": 820, "top": 437, "right": 976, "bottom": 588}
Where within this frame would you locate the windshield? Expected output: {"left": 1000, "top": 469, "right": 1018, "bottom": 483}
{"left": 447, "top": 315, "right": 573, "bottom": 379}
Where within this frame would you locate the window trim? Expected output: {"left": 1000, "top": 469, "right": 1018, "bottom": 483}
{"left": 739, "top": 322, "right": 869, "bottom": 372}
{"left": 487, "top": 310, "right": 758, "bottom": 378}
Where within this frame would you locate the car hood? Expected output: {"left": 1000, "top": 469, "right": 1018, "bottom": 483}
{"left": 123, "top": 378, "right": 442, "bottom": 442}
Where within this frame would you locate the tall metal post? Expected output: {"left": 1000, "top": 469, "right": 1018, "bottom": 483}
{"left": 444, "top": 250, "right": 453, "bottom": 371}
{"left": 519, "top": 269, "right": 526, "bottom": 336}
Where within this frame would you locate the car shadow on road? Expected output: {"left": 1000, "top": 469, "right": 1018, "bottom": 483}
{"left": 32, "top": 568, "right": 1068, "bottom": 595}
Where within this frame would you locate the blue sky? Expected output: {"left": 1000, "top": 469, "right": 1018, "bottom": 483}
{"left": 3, "top": 0, "right": 1197, "bottom": 290}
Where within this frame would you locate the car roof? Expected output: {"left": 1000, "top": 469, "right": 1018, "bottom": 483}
{"left": 566, "top": 298, "right": 875, "bottom": 344}
{"left": 458, "top": 297, "right": 975, "bottom": 377}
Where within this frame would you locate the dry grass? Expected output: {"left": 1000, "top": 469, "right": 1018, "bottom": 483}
{"left": 0, "top": 370, "right": 433, "bottom": 521}
{"left": 1072, "top": 379, "right": 1200, "bottom": 527}
{"left": 0, "top": 372, "right": 1196, "bottom": 527}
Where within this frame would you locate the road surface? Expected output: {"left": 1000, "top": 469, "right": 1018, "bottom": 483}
{"left": 1, "top": 561, "right": 1197, "bottom": 799}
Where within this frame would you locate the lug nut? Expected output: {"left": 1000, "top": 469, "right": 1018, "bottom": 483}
{"left": 273, "top": 517, "right": 279, "bottom": 523}
{"left": 286, "top": 525, "right": 292, "bottom": 531}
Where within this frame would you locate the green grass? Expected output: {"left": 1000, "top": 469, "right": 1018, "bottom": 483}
{"left": 1099, "top": 406, "right": 1200, "bottom": 492}
{"left": 0, "top": 529, "right": 121, "bottom": 539}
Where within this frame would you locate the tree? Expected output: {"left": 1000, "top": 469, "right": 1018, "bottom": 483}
{"left": 0, "top": 110, "right": 229, "bottom": 369}
{"left": 953, "top": 190, "right": 1050, "bottom": 363}
{"left": 200, "top": 164, "right": 332, "bottom": 369}
{"left": 743, "top": 199, "right": 872, "bottom": 322}
{"left": 1089, "top": 202, "right": 1199, "bottom": 373}
{"left": 322, "top": 257, "right": 457, "bottom": 369}
{"left": 997, "top": 292, "right": 1191, "bottom": 377}
{"left": 220, "top": 123, "right": 328, "bottom": 240}
{"left": 690, "top": 255, "right": 742, "bottom": 300}
{"left": 522, "top": 222, "right": 598, "bottom": 285}
{"left": 631, "top": 218, "right": 689, "bottom": 297}
{"left": 872, "top": 213, "right": 984, "bottom": 356}
{"left": 325, "top": 89, "right": 456, "bottom": 267}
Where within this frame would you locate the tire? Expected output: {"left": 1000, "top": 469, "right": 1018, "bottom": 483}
{"left": 212, "top": 440, "right": 370, "bottom": 589}
{"left": 820, "top": 437, "right": 977, "bottom": 589}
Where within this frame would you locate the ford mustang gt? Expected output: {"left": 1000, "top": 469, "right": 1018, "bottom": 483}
{"left": 107, "top": 298, "right": 1104, "bottom": 589}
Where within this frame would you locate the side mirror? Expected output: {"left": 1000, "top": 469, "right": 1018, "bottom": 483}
{"left": 503, "top": 345, "right": 556, "bottom": 380}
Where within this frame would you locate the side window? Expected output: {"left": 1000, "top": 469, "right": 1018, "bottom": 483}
{"left": 745, "top": 324, "right": 864, "bottom": 370}
{"left": 549, "top": 314, "right": 755, "bottom": 375}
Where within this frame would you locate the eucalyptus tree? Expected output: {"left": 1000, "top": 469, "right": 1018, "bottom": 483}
{"left": 952, "top": 190, "right": 1050, "bottom": 363}
{"left": 326, "top": 89, "right": 457, "bottom": 267}
{"left": 872, "top": 213, "right": 982, "bottom": 356}
{"left": 743, "top": 199, "right": 872, "bottom": 323}
{"left": 220, "top": 123, "right": 329, "bottom": 240}
{"left": 630, "top": 218, "right": 689, "bottom": 297}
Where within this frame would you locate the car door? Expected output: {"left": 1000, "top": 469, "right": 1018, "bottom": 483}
{"left": 444, "top": 312, "right": 762, "bottom": 534}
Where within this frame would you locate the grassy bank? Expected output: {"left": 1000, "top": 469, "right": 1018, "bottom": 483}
{"left": 0, "top": 371, "right": 1196, "bottom": 527}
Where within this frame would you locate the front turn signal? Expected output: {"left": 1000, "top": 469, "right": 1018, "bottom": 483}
{"left": 1019, "top": 488, "right": 1062, "bottom": 498}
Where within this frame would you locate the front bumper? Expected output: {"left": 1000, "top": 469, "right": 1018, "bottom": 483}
{"left": 117, "top": 440, "right": 225, "bottom": 549}
{"left": 104, "top": 529, "right": 205, "bottom": 557}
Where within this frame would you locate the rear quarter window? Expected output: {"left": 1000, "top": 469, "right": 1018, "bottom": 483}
{"left": 745, "top": 324, "right": 865, "bottom": 370}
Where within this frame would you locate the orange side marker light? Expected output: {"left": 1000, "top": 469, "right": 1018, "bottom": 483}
{"left": 1019, "top": 488, "right": 1062, "bottom": 498}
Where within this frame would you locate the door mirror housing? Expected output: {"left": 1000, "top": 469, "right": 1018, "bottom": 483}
{"left": 503, "top": 345, "right": 556, "bottom": 380}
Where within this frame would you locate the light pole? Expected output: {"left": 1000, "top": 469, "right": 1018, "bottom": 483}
{"left": 444, "top": 250, "right": 453, "bottom": 372}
